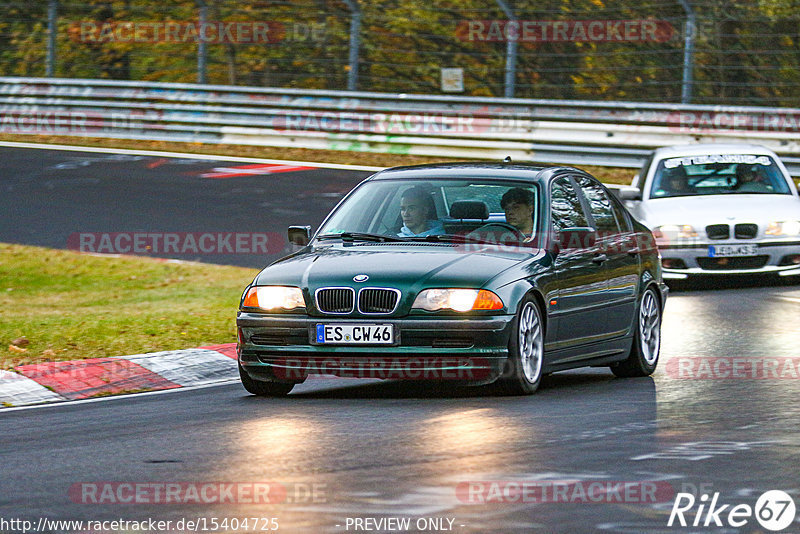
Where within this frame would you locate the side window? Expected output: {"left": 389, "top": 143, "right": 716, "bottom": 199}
{"left": 609, "top": 194, "right": 632, "bottom": 234}
{"left": 550, "top": 177, "right": 588, "bottom": 232}
{"left": 575, "top": 176, "right": 619, "bottom": 236}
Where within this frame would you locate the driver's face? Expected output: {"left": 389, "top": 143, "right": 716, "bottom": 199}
{"left": 400, "top": 199, "right": 427, "bottom": 232}
{"left": 504, "top": 201, "right": 533, "bottom": 233}
{"left": 739, "top": 167, "right": 759, "bottom": 182}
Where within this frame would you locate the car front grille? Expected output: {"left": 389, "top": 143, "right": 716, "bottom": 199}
{"left": 696, "top": 255, "right": 769, "bottom": 270}
{"left": 706, "top": 224, "right": 730, "bottom": 240}
{"left": 358, "top": 288, "right": 400, "bottom": 314}
{"left": 315, "top": 288, "right": 355, "bottom": 314}
{"left": 734, "top": 223, "right": 758, "bottom": 239}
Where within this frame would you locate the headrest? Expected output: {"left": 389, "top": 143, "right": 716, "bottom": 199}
{"left": 449, "top": 200, "right": 489, "bottom": 220}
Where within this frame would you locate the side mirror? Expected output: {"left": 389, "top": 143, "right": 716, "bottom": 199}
{"left": 288, "top": 225, "right": 311, "bottom": 246}
{"left": 618, "top": 187, "right": 642, "bottom": 201}
{"left": 555, "top": 227, "right": 596, "bottom": 253}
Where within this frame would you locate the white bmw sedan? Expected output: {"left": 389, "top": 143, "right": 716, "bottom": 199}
{"left": 620, "top": 143, "right": 800, "bottom": 279}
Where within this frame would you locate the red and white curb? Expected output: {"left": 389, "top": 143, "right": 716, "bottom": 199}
{"left": 0, "top": 343, "right": 238, "bottom": 408}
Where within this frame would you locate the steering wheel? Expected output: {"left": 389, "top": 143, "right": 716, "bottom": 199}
{"left": 471, "top": 223, "right": 526, "bottom": 241}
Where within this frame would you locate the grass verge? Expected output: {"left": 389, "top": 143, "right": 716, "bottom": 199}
{"left": 0, "top": 133, "right": 638, "bottom": 185}
{"left": 0, "top": 243, "right": 257, "bottom": 369}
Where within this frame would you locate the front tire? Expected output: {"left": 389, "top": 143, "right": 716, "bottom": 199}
{"left": 495, "top": 297, "right": 545, "bottom": 395}
{"left": 239, "top": 363, "right": 295, "bottom": 396}
{"left": 611, "top": 286, "right": 661, "bottom": 377}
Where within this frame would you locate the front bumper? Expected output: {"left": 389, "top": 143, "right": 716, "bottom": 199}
{"left": 236, "top": 312, "right": 515, "bottom": 384}
{"left": 658, "top": 241, "right": 800, "bottom": 279}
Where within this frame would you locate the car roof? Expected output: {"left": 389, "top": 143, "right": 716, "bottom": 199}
{"left": 368, "top": 162, "right": 554, "bottom": 182}
{"left": 651, "top": 143, "right": 779, "bottom": 159}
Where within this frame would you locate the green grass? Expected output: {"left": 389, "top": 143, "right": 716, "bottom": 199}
{"left": 0, "top": 243, "right": 258, "bottom": 369}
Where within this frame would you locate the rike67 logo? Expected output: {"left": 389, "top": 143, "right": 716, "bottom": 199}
{"left": 668, "top": 490, "right": 796, "bottom": 531}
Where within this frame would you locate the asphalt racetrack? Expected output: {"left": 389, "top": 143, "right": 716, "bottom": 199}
{"left": 2, "top": 146, "right": 800, "bottom": 533}
{"left": 0, "top": 146, "right": 371, "bottom": 268}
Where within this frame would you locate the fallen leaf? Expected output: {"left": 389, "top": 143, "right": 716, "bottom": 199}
{"left": 42, "top": 349, "right": 56, "bottom": 357}
{"left": 11, "top": 337, "right": 29, "bottom": 347}
{"left": 8, "top": 345, "right": 27, "bottom": 353}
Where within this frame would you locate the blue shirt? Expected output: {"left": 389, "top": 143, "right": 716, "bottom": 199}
{"left": 398, "top": 220, "right": 445, "bottom": 237}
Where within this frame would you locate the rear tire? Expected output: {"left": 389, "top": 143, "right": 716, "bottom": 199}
{"left": 495, "top": 297, "right": 544, "bottom": 395}
{"left": 611, "top": 286, "right": 661, "bottom": 378}
{"left": 239, "top": 363, "right": 295, "bottom": 396}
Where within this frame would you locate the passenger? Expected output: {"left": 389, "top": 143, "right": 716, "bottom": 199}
{"left": 398, "top": 186, "right": 444, "bottom": 237}
{"left": 660, "top": 166, "right": 693, "bottom": 196}
{"left": 501, "top": 187, "right": 535, "bottom": 238}
{"left": 734, "top": 164, "right": 771, "bottom": 192}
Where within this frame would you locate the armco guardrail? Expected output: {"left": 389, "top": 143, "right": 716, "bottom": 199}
{"left": 1, "top": 77, "right": 799, "bottom": 175}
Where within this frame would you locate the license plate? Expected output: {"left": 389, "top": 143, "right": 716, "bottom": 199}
{"left": 708, "top": 244, "right": 758, "bottom": 257}
{"left": 316, "top": 324, "right": 394, "bottom": 344}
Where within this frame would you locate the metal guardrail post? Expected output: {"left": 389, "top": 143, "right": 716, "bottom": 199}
{"left": 495, "top": 0, "right": 518, "bottom": 99}
{"left": 197, "top": 0, "right": 208, "bottom": 84}
{"left": 678, "top": 0, "right": 696, "bottom": 104}
{"left": 344, "top": 0, "right": 361, "bottom": 91}
{"left": 46, "top": 0, "right": 57, "bottom": 77}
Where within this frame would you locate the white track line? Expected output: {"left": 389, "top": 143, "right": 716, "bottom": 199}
{"left": 0, "top": 378, "right": 239, "bottom": 414}
{"left": 0, "top": 140, "right": 384, "bottom": 172}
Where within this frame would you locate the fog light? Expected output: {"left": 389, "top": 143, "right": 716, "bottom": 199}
{"left": 661, "top": 258, "right": 687, "bottom": 269}
{"left": 779, "top": 254, "right": 800, "bottom": 266}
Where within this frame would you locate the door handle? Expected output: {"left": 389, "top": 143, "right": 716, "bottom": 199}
{"left": 627, "top": 247, "right": 640, "bottom": 257}
{"left": 592, "top": 253, "right": 608, "bottom": 265}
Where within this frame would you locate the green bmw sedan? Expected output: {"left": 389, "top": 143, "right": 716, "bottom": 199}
{"left": 236, "top": 162, "right": 667, "bottom": 396}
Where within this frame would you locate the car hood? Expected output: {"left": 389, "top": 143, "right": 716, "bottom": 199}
{"left": 638, "top": 194, "right": 800, "bottom": 227}
{"left": 254, "top": 243, "right": 542, "bottom": 292}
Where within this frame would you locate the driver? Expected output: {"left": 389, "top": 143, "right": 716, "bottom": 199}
{"left": 660, "top": 166, "right": 694, "bottom": 196}
{"left": 398, "top": 186, "right": 444, "bottom": 237}
{"left": 501, "top": 187, "right": 535, "bottom": 238}
{"left": 734, "top": 164, "right": 771, "bottom": 192}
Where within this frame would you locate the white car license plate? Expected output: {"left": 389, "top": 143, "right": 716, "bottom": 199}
{"left": 708, "top": 244, "right": 758, "bottom": 257}
{"left": 316, "top": 324, "right": 393, "bottom": 344}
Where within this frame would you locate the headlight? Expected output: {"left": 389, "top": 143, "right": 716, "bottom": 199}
{"left": 242, "top": 286, "right": 305, "bottom": 310}
{"left": 412, "top": 289, "right": 503, "bottom": 312}
{"left": 652, "top": 225, "right": 698, "bottom": 240}
{"left": 766, "top": 221, "right": 800, "bottom": 237}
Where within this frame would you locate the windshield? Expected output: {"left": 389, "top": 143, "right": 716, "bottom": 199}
{"left": 649, "top": 155, "right": 792, "bottom": 198}
{"left": 317, "top": 178, "right": 539, "bottom": 245}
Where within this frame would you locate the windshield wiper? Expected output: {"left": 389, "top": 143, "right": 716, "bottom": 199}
{"left": 316, "top": 232, "right": 404, "bottom": 243}
{"left": 404, "top": 234, "right": 497, "bottom": 245}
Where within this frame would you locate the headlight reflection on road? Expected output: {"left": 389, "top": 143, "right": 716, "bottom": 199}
{"left": 417, "top": 409, "right": 529, "bottom": 473}
{"left": 657, "top": 294, "right": 739, "bottom": 425}
{"left": 235, "top": 417, "right": 316, "bottom": 461}
{"left": 657, "top": 290, "right": 800, "bottom": 426}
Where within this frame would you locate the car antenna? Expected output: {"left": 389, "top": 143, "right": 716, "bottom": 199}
{"left": 503, "top": 156, "right": 512, "bottom": 163}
